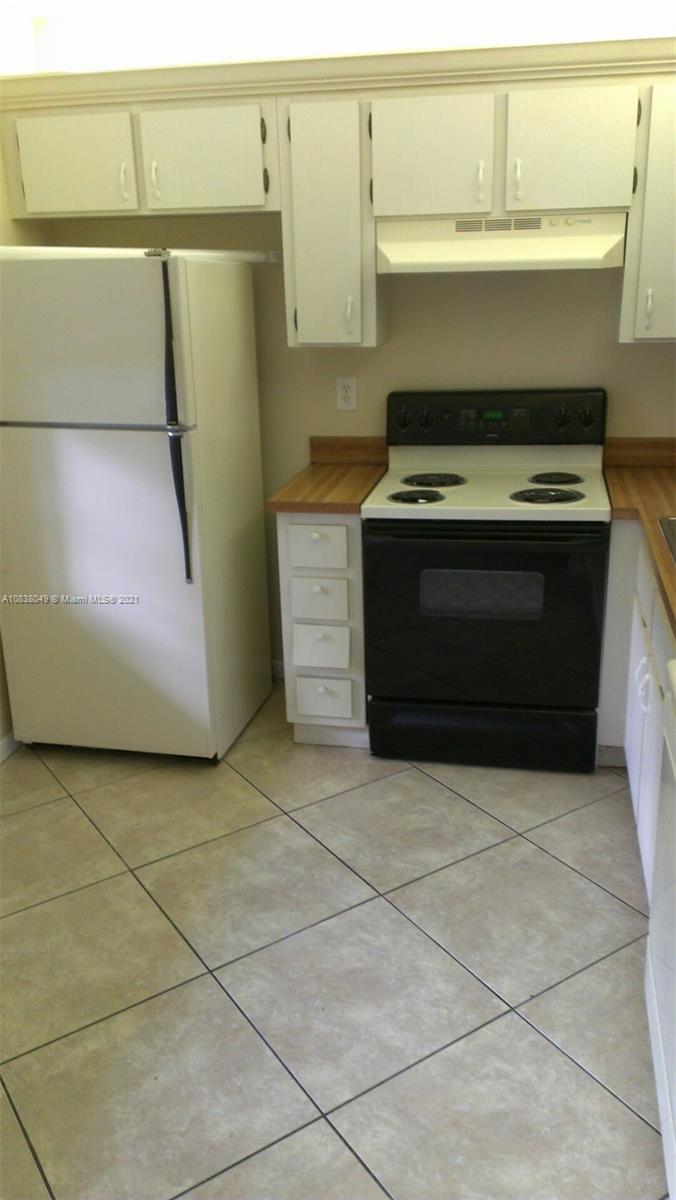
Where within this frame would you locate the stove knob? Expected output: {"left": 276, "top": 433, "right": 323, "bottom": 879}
{"left": 418, "top": 408, "right": 434, "bottom": 428}
{"left": 577, "top": 406, "right": 597, "bottom": 427}
{"left": 554, "top": 405, "right": 572, "bottom": 428}
{"left": 397, "top": 408, "right": 412, "bottom": 430}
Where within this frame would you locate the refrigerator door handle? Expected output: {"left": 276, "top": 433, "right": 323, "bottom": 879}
{"left": 167, "top": 429, "right": 193, "bottom": 583}
{"left": 161, "top": 260, "right": 179, "bottom": 426}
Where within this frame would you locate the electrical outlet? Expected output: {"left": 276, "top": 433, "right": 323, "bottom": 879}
{"left": 336, "top": 377, "right": 357, "bottom": 411}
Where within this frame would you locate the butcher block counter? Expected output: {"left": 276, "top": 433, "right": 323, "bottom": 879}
{"left": 604, "top": 451, "right": 675, "bottom": 633}
{"left": 265, "top": 437, "right": 387, "bottom": 514}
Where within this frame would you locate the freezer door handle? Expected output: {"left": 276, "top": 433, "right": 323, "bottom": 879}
{"left": 167, "top": 429, "right": 193, "bottom": 583}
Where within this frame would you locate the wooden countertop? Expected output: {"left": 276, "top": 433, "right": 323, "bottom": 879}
{"left": 265, "top": 462, "right": 386, "bottom": 513}
{"left": 605, "top": 466, "right": 676, "bottom": 631}
{"left": 266, "top": 437, "right": 387, "bottom": 514}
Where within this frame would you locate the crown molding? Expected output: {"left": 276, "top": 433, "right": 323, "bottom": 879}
{"left": 1, "top": 38, "right": 675, "bottom": 111}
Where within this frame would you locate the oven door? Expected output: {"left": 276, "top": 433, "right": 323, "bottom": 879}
{"left": 363, "top": 519, "right": 610, "bottom": 709}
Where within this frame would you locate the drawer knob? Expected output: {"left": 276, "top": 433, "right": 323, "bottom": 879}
{"left": 312, "top": 585, "right": 324, "bottom": 595}
{"left": 311, "top": 531, "right": 322, "bottom": 541}
{"left": 317, "top": 685, "right": 328, "bottom": 695}
{"left": 315, "top": 632, "right": 325, "bottom": 641}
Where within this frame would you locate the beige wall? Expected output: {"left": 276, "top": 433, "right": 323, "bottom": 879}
{"left": 0, "top": 150, "right": 54, "bottom": 746}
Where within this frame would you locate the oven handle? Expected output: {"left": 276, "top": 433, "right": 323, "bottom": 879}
{"left": 364, "top": 531, "right": 607, "bottom": 551}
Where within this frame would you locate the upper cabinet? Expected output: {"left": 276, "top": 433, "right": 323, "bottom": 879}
{"left": 137, "top": 104, "right": 271, "bottom": 211}
{"left": 504, "top": 86, "right": 639, "bottom": 211}
{"left": 16, "top": 112, "right": 139, "bottom": 214}
{"left": 371, "top": 95, "right": 495, "bottom": 216}
{"left": 632, "top": 83, "right": 675, "bottom": 340}
{"left": 10, "top": 100, "right": 280, "bottom": 217}
{"left": 279, "top": 99, "right": 384, "bottom": 347}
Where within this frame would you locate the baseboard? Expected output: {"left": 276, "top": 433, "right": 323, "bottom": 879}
{"left": 0, "top": 732, "right": 19, "bottom": 763}
{"left": 597, "top": 744, "right": 626, "bottom": 767}
{"left": 294, "top": 723, "right": 370, "bottom": 748}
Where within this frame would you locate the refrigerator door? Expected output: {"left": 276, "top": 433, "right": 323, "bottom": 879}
{"left": 0, "top": 426, "right": 213, "bottom": 756}
{"left": 0, "top": 254, "right": 193, "bottom": 428}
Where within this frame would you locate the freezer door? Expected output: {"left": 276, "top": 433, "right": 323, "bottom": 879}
{"left": 0, "top": 255, "right": 190, "bottom": 427}
{"left": 0, "top": 427, "right": 213, "bottom": 756}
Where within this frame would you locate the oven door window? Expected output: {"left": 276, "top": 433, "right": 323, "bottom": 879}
{"left": 420, "top": 569, "right": 544, "bottom": 621}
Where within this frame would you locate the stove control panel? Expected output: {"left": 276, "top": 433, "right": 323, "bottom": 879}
{"left": 388, "top": 389, "right": 606, "bottom": 446}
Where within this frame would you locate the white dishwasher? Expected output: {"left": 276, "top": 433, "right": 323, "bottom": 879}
{"left": 646, "top": 658, "right": 676, "bottom": 1199}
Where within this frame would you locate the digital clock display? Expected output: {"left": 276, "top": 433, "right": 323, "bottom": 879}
{"left": 482, "top": 410, "right": 504, "bottom": 420}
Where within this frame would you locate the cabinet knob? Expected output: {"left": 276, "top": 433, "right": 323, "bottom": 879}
{"left": 312, "top": 585, "right": 324, "bottom": 595}
{"left": 150, "top": 160, "right": 160, "bottom": 200}
{"left": 317, "top": 685, "right": 328, "bottom": 695}
{"left": 315, "top": 632, "right": 325, "bottom": 641}
{"left": 311, "top": 531, "right": 321, "bottom": 541}
{"left": 476, "top": 159, "right": 485, "bottom": 205}
{"left": 514, "top": 158, "right": 523, "bottom": 202}
{"left": 345, "top": 295, "right": 354, "bottom": 331}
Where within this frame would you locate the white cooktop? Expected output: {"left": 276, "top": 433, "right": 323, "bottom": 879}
{"left": 361, "top": 445, "right": 611, "bottom": 522}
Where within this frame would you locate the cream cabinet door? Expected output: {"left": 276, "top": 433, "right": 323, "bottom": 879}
{"left": 138, "top": 105, "right": 267, "bottom": 210}
{"left": 505, "top": 85, "right": 638, "bottom": 211}
{"left": 287, "top": 101, "right": 363, "bottom": 345}
{"left": 634, "top": 83, "right": 676, "bottom": 339}
{"left": 16, "top": 113, "right": 138, "bottom": 214}
{"left": 371, "top": 94, "right": 495, "bottom": 216}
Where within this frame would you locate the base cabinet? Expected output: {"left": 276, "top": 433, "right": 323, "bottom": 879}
{"left": 276, "top": 512, "right": 368, "bottom": 746}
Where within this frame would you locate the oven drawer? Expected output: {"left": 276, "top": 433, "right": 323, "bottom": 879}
{"left": 296, "top": 677, "right": 353, "bottom": 719}
{"left": 292, "top": 623, "right": 351, "bottom": 669}
{"left": 289, "top": 524, "right": 348, "bottom": 569}
{"left": 290, "top": 577, "right": 349, "bottom": 621}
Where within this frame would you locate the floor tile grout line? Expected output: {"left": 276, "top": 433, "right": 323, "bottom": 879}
{"left": 380, "top": 893, "right": 514, "bottom": 1009}
{"left": 0, "top": 869, "right": 130, "bottom": 922}
{"left": 211, "top": 894, "right": 379, "bottom": 973}
{"left": 0, "top": 793, "right": 69, "bottom": 821}
{"left": 130, "top": 811, "right": 285, "bottom": 872}
{"left": 323, "top": 1010, "right": 511, "bottom": 1118}
{"left": 517, "top": 780, "right": 633, "bottom": 832}
{"left": 378, "top": 831, "right": 521, "bottom": 896}
{"left": 410, "top": 761, "right": 630, "bottom": 836}
{"left": 163, "top": 1116, "right": 326, "bottom": 1200}
{"left": 224, "top": 758, "right": 410, "bottom": 816}
{"left": 516, "top": 931, "right": 649, "bottom": 1009}
{"left": 519, "top": 832, "right": 650, "bottom": 918}
{"left": 211, "top": 974, "right": 326, "bottom": 1116}
{"left": 0, "top": 1074, "right": 56, "bottom": 1200}
{"left": 0, "top": 972, "right": 210, "bottom": 1067}
{"left": 514, "top": 1009, "right": 663, "bottom": 1135}
{"left": 29, "top": 745, "right": 169, "bottom": 799}
{"left": 321, "top": 1116, "right": 396, "bottom": 1200}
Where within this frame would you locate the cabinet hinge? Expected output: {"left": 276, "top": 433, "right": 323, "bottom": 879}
{"left": 263, "top": 167, "right": 270, "bottom": 194}
{"left": 260, "top": 116, "right": 267, "bottom": 144}
{"left": 293, "top": 308, "right": 298, "bottom": 331}
{"left": 369, "top": 178, "right": 373, "bottom": 205}
{"left": 368, "top": 111, "right": 372, "bottom": 139}
{"left": 632, "top": 167, "right": 638, "bottom": 195}
{"left": 637, "top": 98, "right": 642, "bottom": 126}
{"left": 287, "top": 116, "right": 291, "bottom": 142}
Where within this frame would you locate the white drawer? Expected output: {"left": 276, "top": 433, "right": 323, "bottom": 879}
{"left": 296, "top": 676, "right": 352, "bottom": 719}
{"left": 290, "top": 577, "right": 349, "bottom": 621}
{"left": 288, "top": 524, "right": 348, "bottom": 569}
{"left": 292, "top": 623, "right": 350, "bottom": 669}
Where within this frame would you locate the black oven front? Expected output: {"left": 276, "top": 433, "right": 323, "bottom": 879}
{"left": 363, "top": 518, "right": 610, "bottom": 773}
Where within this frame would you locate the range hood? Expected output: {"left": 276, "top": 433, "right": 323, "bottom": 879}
{"left": 376, "top": 212, "right": 626, "bottom": 274}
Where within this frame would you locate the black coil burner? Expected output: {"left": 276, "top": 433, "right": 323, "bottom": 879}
{"left": 402, "top": 473, "right": 466, "bottom": 488}
{"left": 528, "top": 472, "right": 584, "bottom": 485}
{"left": 510, "top": 488, "right": 585, "bottom": 504}
{"left": 388, "top": 489, "right": 445, "bottom": 504}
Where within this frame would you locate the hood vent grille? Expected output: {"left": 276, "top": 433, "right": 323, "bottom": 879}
{"left": 455, "top": 217, "right": 544, "bottom": 233}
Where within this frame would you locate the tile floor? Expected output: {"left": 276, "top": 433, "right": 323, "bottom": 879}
{"left": 0, "top": 687, "right": 668, "bottom": 1200}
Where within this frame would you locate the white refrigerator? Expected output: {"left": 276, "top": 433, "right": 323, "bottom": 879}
{"left": 0, "top": 247, "right": 271, "bottom": 759}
